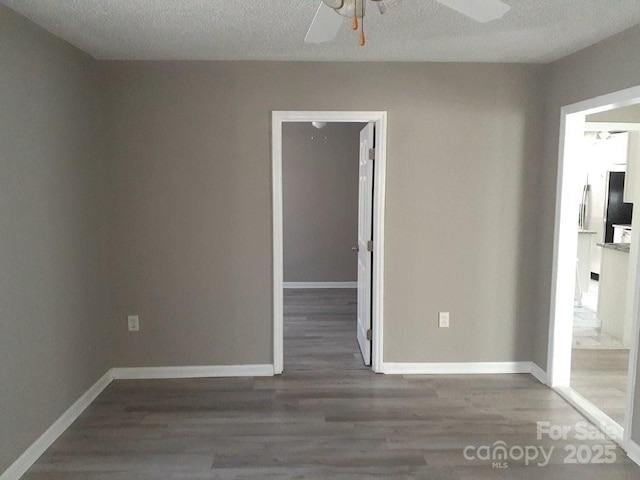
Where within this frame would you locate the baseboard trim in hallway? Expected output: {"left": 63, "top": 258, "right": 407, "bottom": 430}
{"left": 554, "top": 385, "right": 624, "bottom": 446}
{"left": 382, "top": 361, "right": 535, "bottom": 375}
{"left": 530, "top": 362, "right": 548, "bottom": 384}
{"left": 628, "top": 440, "right": 640, "bottom": 467}
{"left": 0, "top": 370, "right": 113, "bottom": 480}
{"left": 283, "top": 282, "right": 357, "bottom": 289}
{"left": 111, "top": 364, "right": 275, "bottom": 379}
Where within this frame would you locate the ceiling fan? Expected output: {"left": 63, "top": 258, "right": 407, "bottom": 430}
{"left": 305, "top": 0, "right": 511, "bottom": 46}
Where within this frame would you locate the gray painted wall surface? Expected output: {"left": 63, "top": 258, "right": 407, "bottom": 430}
{"left": 103, "top": 60, "right": 545, "bottom": 367}
{"left": 538, "top": 23, "right": 640, "bottom": 449}
{"left": 0, "top": 5, "right": 110, "bottom": 472}
{"left": 283, "top": 122, "right": 362, "bottom": 283}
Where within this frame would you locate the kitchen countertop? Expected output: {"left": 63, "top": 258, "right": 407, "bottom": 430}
{"left": 597, "top": 242, "right": 630, "bottom": 253}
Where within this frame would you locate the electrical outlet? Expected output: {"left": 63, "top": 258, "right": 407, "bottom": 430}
{"left": 127, "top": 315, "right": 140, "bottom": 332}
{"left": 438, "top": 312, "right": 450, "bottom": 328}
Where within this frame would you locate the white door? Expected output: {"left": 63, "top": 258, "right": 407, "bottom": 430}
{"left": 356, "top": 122, "right": 375, "bottom": 365}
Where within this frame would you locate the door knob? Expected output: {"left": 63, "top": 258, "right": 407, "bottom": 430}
{"left": 352, "top": 246, "right": 359, "bottom": 252}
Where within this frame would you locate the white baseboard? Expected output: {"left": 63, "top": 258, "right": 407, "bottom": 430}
{"left": 554, "top": 386, "right": 624, "bottom": 446}
{"left": 0, "top": 370, "right": 113, "bottom": 480}
{"left": 1, "top": 364, "right": 274, "bottom": 479}
{"left": 530, "top": 362, "right": 548, "bottom": 385}
{"left": 283, "top": 282, "right": 357, "bottom": 289}
{"left": 627, "top": 439, "right": 640, "bottom": 467}
{"left": 381, "top": 361, "right": 532, "bottom": 375}
{"left": 111, "top": 364, "right": 274, "bottom": 380}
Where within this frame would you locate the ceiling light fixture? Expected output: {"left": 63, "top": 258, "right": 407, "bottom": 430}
{"left": 305, "top": 0, "right": 511, "bottom": 47}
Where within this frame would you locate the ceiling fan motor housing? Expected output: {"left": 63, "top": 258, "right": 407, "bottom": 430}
{"left": 322, "top": 0, "right": 366, "bottom": 18}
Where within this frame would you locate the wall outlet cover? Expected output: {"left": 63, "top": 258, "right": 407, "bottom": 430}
{"left": 438, "top": 312, "right": 450, "bottom": 328}
{"left": 127, "top": 315, "right": 140, "bottom": 332}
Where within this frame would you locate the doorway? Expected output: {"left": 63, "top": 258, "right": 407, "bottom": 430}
{"left": 548, "top": 86, "right": 640, "bottom": 451}
{"left": 272, "top": 111, "right": 388, "bottom": 374}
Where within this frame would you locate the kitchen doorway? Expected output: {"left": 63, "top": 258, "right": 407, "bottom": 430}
{"left": 572, "top": 128, "right": 633, "bottom": 427}
{"left": 548, "top": 85, "right": 640, "bottom": 452}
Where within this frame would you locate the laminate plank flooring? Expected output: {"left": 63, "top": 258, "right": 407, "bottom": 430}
{"left": 571, "top": 348, "right": 630, "bottom": 425}
{"left": 22, "top": 289, "right": 640, "bottom": 479}
{"left": 284, "top": 288, "right": 364, "bottom": 372}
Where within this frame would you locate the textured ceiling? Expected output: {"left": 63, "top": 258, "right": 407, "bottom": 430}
{"left": 3, "top": 0, "right": 640, "bottom": 63}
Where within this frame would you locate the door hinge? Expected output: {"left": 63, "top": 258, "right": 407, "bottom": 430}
{"left": 367, "top": 240, "right": 373, "bottom": 252}
{"left": 368, "top": 148, "right": 375, "bottom": 161}
{"left": 366, "top": 329, "right": 372, "bottom": 341}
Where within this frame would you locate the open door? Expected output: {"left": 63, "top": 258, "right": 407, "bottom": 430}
{"left": 356, "top": 122, "right": 375, "bottom": 365}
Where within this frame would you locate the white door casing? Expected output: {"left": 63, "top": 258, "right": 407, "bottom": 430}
{"left": 548, "top": 85, "right": 640, "bottom": 452}
{"left": 357, "top": 122, "right": 375, "bottom": 365}
{"left": 271, "top": 111, "right": 387, "bottom": 374}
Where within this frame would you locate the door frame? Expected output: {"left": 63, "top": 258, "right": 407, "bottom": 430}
{"left": 548, "top": 85, "right": 640, "bottom": 450}
{"left": 271, "top": 111, "right": 388, "bottom": 374}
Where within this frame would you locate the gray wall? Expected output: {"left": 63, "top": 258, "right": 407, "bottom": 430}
{"left": 538, "top": 22, "right": 640, "bottom": 449}
{"left": 283, "top": 122, "right": 362, "bottom": 283}
{"left": 0, "top": 5, "right": 110, "bottom": 472}
{"left": 103, "top": 61, "right": 545, "bottom": 367}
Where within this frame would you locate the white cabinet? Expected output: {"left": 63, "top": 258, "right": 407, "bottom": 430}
{"left": 597, "top": 244, "right": 632, "bottom": 347}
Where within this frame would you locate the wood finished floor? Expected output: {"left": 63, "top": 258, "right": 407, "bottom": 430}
{"left": 571, "top": 348, "right": 630, "bottom": 425}
{"left": 23, "top": 289, "right": 640, "bottom": 479}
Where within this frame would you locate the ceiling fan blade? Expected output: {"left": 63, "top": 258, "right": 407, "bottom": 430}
{"left": 305, "top": 2, "right": 345, "bottom": 44}
{"left": 434, "top": 0, "right": 510, "bottom": 23}
{"left": 378, "top": 0, "right": 404, "bottom": 13}
{"left": 376, "top": 1, "right": 387, "bottom": 14}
